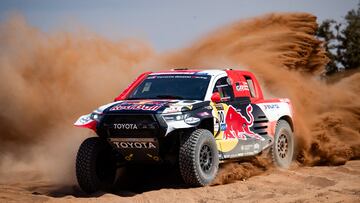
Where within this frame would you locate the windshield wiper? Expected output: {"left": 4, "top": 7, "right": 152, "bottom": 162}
{"left": 155, "top": 95, "right": 184, "bottom": 99}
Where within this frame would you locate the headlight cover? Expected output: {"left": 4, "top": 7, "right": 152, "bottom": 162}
{"left": 162, "top": 114, "right": 185, "bottom": 122}
{"left": 162, "top": 113, "right": 201, "bottom": 125}
{"left": 90, "top": 112, "right": 103, "bottom": 122}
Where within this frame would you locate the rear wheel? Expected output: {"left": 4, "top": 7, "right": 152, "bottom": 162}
{"left": 271, "top": 120, "right": 294, "bottom": 168}
{"left": 76, "top": 137, "right": 117, "bottom": 193}
{"left": 179, "top": 129, "right": 219, "bottom": 186}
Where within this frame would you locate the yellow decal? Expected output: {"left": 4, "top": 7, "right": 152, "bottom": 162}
{"left": 125, "top": 154, "right": 134, "bottom": 161}
{"left": 211, "top": 102, "right": 239, "bottom": 152}
{"left": 147, "top": 153, "right": 160, "bottom": 161}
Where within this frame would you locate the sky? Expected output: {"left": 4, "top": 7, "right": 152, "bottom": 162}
{"left": 0, "top": 0, "right": 358, "bottom": 51}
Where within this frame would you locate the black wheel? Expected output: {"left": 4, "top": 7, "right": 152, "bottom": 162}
{"left": 179, "top": 129, "right": 219, "bottom": 186}
{"left": 271, "top": 120, "right": 294, "bottom": 168}
{"left": 76, "top": 137, "right": 117, "bottom": 193}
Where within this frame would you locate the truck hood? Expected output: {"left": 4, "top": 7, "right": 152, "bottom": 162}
{"left": 74, "top": 99, "right": 211, "bottom": 131}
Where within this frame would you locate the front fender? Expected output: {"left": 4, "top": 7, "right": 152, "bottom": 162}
{"left": 74, "top": 101, "right": 122, "bottom": 132}
{"left": 162, "top": 107, "right": 214, "bottom": 136}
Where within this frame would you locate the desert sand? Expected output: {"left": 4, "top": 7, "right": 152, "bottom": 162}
{"left": 1, "top": 161, "right": 359, "bottom": 202}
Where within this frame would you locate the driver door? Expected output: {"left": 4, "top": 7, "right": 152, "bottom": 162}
{"left": 211, "top": 76, "right": 261, "bottom": 159}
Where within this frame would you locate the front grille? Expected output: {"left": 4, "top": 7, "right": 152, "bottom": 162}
{"left": 98, "top": 114, "right": 162, "bottom": 138}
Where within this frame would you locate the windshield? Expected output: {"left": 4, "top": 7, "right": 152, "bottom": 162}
{"left": 127, "top": 74, "right": 211, "bottom": 100}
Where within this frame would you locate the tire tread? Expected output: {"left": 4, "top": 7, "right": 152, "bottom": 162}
{"left": 179, "top": 129, "right": 218, "bottom": 186}
{"left": 76, "top": 137, "right": 102, "bottom": 193}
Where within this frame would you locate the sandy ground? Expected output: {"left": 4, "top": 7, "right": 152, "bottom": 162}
{"left": 1, "top": 160, "right": 359, "bottom": 203}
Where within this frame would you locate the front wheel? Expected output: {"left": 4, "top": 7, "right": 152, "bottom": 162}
{"left": 179, "top": 129, "right": 219, "bottom": 186}
{"left": 76, "top": 137, "right": 117, "bottom": 193}
{"left": 271, "top": 120, "right": 294, "bottom": 168}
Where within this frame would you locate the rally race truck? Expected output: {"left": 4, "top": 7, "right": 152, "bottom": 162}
{"left": 74, "top": 69, "right": 295, "bottom": 193}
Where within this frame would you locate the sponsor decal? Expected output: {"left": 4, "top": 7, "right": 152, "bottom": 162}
{"left": 146, "top": 154, "right": 160, "bottom": 161}
{"left": 110, "top": 103, "right": 163, "bottom": 111}
{"left": 215, "top": 104, "right": 224, "bottom": 110}
{"left": 241, "top": 144, "right": 254, "bottom": 151}
{"left": 163, "top": 108, "right": 179, "bottom": 114}
{"left": 235, "top": 81, "right": 249, "bottom": 91}
{"left": 148, "top": 75, "right": 209, "bottom": 80}
{"left": 264, "top": 104, "right": 280, "bottom": 110}
{"left": 113, "top": 123, "right": 138, "bottom": 130}
{"left": 220, "top": 123, "right": 227, "bottom": 131}
{"left": 125, "top": 154, "right": 133, "bottom": 161}
{"left": 223, "top": 104, "right": 265, "bottom": 141}
{"left": 109, "top": 138, "right": 157, "bottom": 149}
{"left": 163, "top": 105, "right": 183, "bottom": 113}
{"left": 150, "top": 72, "right": 197, "bottom": 75}
{"left": 195, "top": 72, "right": 208, "bottom": 75}
{"left": 113, "top": 141, "right": 156, "bottom": 149}
{"left": 225, "top": 144, "right": 261, "bottom": 158}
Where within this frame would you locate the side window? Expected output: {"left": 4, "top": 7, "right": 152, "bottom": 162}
{"left": 212, "top": 77, "right": 234, "bottom": 101}
{"left": 245, "top": 76, "right": 256, "bottom": 98}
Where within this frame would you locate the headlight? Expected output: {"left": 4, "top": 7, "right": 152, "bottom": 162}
{"left": 163, "top": 113, "right": 201, "bottom": 125}
{"left": 162, "top": 114, "right": 185, "bottom": 122}
{"left": 90, "top": 112, "right": 103, "bottom": 122}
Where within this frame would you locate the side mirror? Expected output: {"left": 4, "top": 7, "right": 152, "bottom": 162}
{"left": 211, "top": 92, "right": 221, "bottom": 103}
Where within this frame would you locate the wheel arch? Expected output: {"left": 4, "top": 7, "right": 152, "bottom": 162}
{"left": 197, "top": 117, "right": 214, "bottom": 133}
{"left": 278, "top": 115, "right": 294, "bottom": 132}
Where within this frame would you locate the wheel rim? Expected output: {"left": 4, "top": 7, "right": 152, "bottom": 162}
{"left": 200, "top": 144, "right": 213, "bottom": 173}
{"left": 277, "top": 134, "right": 289, "bottom": 159}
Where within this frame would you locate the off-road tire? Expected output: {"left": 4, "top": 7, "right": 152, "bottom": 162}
{"left": 271, "top": 120, "right": 294, "bottom": 168}
{"left": 76, "top": 137, "right": 117, "bottom": 193}
{"left": 179, "top": 129, "right": 219, "bottom": 186}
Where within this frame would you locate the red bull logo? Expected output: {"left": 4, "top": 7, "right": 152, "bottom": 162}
{"left": 110, "top": 104, "right": 162, "bottom": 111}
{"left": 223, "top": 104, "right": 264, "bottom": 141}
{"left": 110, "top": 100, "right": 166, "bottom": 111}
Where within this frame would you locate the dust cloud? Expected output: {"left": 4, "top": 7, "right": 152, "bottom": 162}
{"left": 0, "top": 13, "right": 359, "bottom": 186}
{"left": 0, "top": 15, "right": 154, "bottom": 184}
{"left": 163, "top": 12, "right": 360, "bottom": 182}
{"left": 164, "top": 12, "right": 360, "bottom": 162}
